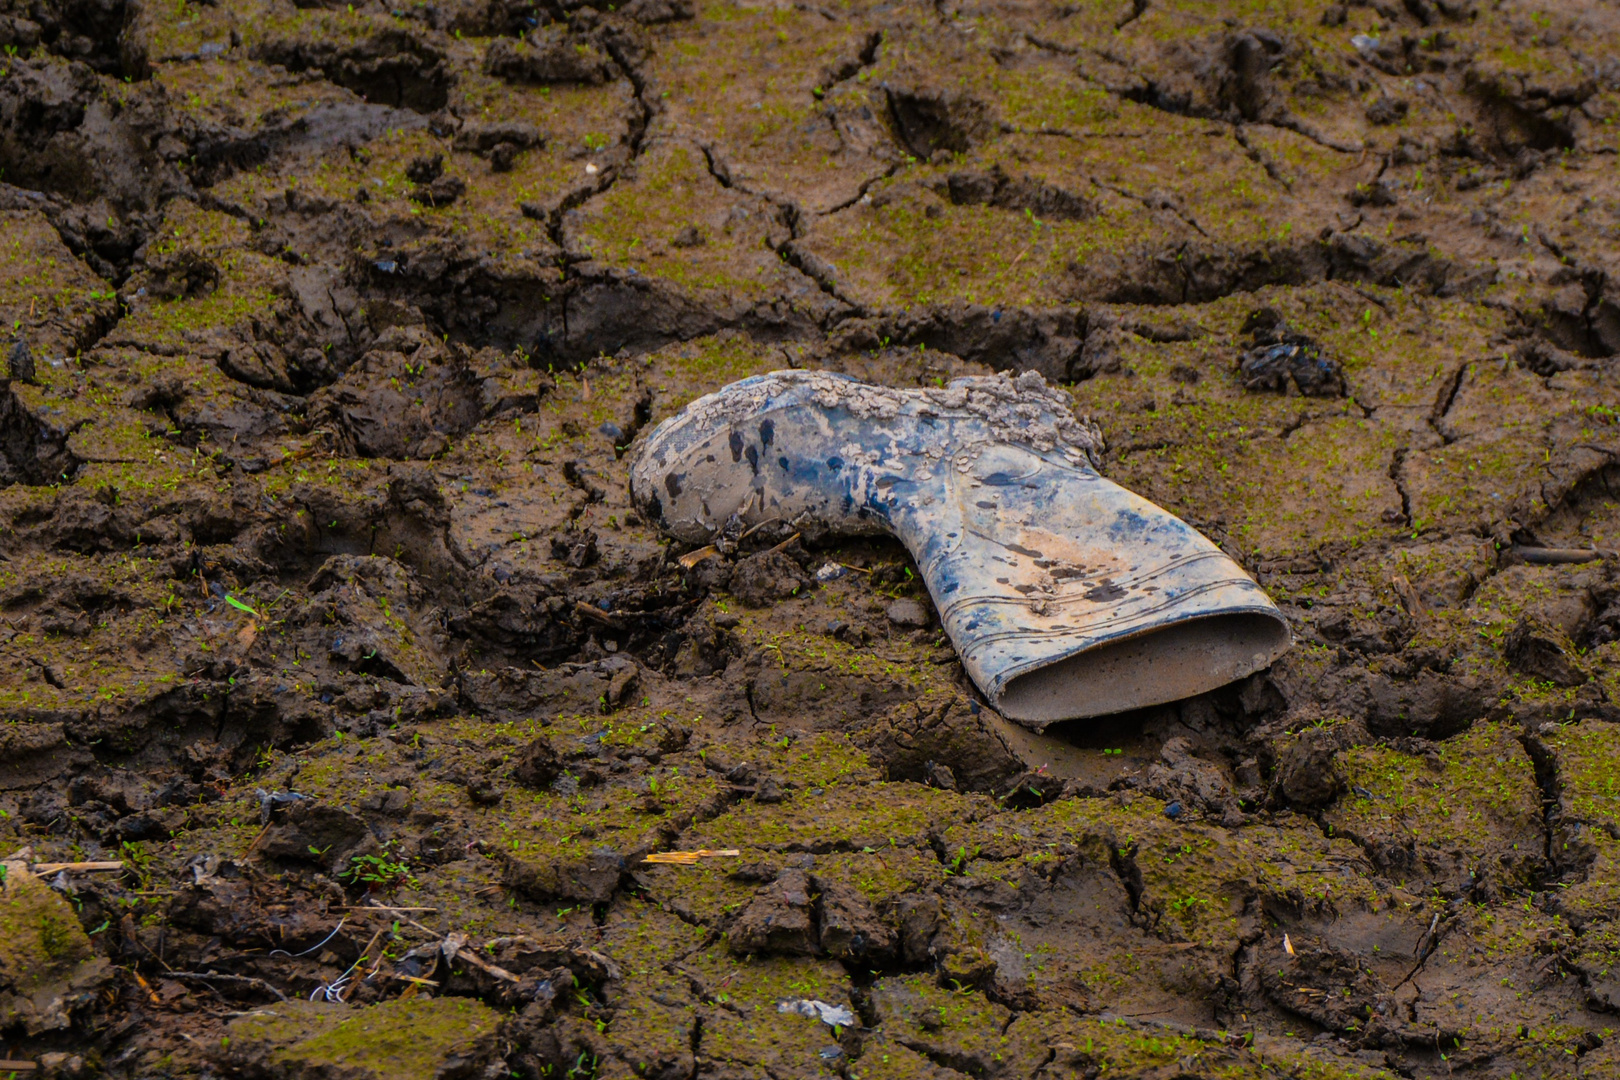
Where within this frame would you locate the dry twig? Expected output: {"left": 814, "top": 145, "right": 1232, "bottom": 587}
{"left": 677, "top": 545, "right": 720, "bottom": 568}
{"left": 169, "top": 971, "right": 288, "bottom": 1002}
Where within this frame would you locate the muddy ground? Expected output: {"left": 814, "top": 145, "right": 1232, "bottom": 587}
{"left": 2, "top": 0, "right": 1620, "bottom": 1076}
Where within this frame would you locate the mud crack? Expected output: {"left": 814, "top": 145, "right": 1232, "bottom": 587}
{"left": 1090, "top": 178, "right": 1208, "bottom": 239}
{"left": 699, "top": 144, "right": 864, "bottom": 315}
{"left": 1388, "top": 445, "right": 1412, "bottom": 528}
{"left": 1114, "top": 0, "right": 1149, "bottom": 31}
{"left": 1518, "top": 730, "right": 1561, "bottom": 875}
{"left": 1422, "top": 363, "right": 1467, "bottom": 445}
{"left": 818, "top": 29, "right": 883, "bottom": 94}
{"left": 1232, "top": 124, "right": 1292, "bottom": 191}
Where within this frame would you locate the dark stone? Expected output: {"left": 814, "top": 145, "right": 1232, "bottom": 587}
{"left": 7, "top": 338, "right": 35, "bottom": 383}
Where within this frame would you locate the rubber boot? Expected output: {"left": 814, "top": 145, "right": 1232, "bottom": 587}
{"left": 630, "top": 370, "right": 1290, "bottom": 728}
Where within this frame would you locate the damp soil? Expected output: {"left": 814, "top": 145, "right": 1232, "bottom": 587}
{"left": 4, "top": 0, "right": 1620, "bottom": 1076}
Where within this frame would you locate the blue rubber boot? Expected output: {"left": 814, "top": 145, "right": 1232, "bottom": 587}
{"left": 630, "top": 370, "right": 1290, "bottom": 728}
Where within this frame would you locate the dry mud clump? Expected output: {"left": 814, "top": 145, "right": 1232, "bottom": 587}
{"left": 4, "top": 0, "right": 1620, "bottom": 1076}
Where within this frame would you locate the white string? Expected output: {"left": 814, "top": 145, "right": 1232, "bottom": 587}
{"left": 269, "top": 917, "right": 346, "bottom": 958}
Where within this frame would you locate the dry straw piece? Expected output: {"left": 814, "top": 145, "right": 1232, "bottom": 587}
{"left": 642, "top": 849, "right": 743, "bottom": 865}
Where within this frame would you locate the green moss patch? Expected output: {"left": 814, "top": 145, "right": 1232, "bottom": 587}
{"left": 221, "top": 996, "right": 500, "bottom": 1080}
{"left": 1324, "top": 721, "right": 1546, "bottom": 892}
{"left": 0, "top": 869, "right": 111, "bottom": 1034}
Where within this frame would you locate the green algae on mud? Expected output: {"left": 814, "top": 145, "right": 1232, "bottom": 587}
{"left": 0, "top": 869, "right": 112, "bottom": 1035}
{"left": 221, "top": 997, "right": 502, "bottom": 1080}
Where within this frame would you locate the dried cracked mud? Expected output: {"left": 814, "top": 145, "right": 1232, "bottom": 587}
{"left": 3, "top": 0, "right": 1620, "bottom": 1076}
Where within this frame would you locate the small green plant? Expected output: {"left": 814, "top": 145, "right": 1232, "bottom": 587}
{"left": 122, "top": 841, "right": 154, "bottom": 888}
{"left": 945, "top": 844, "right": 979, "bottom": 875}
{"left": 341, "top": 850, "right": 416, "bottom": 889}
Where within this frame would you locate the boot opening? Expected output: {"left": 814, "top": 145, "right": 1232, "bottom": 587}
{"left": 996, "top": 612, "right": 1291, "bottom": 725}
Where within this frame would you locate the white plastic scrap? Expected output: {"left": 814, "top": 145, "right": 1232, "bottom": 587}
{"left": 1351, "top": 34, "right": 1380, "bottom": 55}
{"left": 814, "top": 562, "right": 847, "bottom": 583}
{"left": 778, "top": 999, "right": 856, "bottom": 1027}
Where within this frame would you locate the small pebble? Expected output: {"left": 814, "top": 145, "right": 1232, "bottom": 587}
{"left": 886, "top": 598, "right": 929, "bottom": 628}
